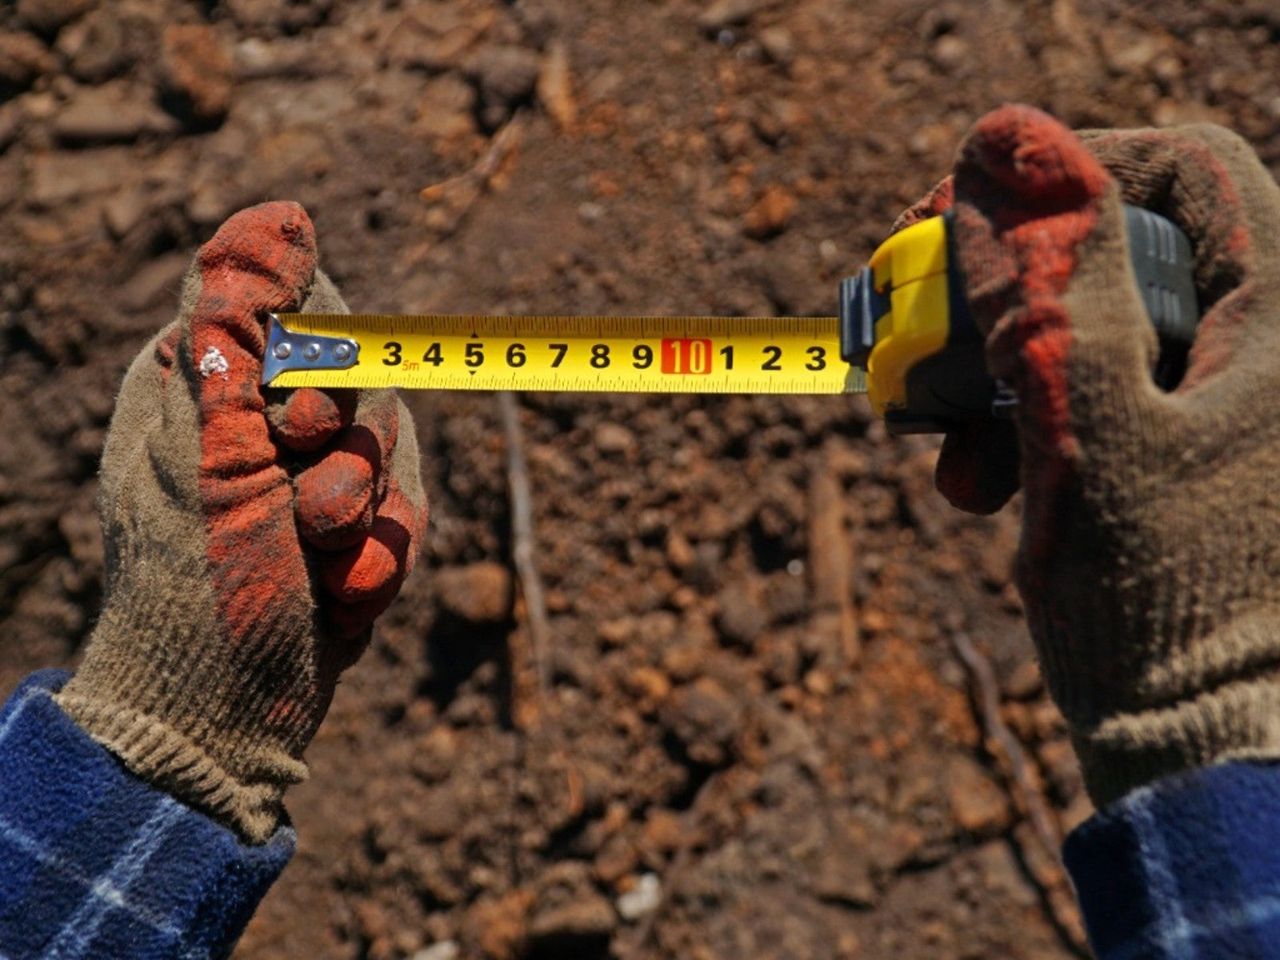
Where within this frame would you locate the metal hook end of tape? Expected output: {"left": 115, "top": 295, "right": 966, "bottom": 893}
{"left": 262, "top": 313, "right": 361, "bottom": 386}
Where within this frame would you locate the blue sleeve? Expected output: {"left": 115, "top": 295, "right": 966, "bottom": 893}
{"left": 1065, "top": 759, "right": 1280, "bottom": 959}
{"left": 0, "top": 670, "right": 294, "bottom": 960}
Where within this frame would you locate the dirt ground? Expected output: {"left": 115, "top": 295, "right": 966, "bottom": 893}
{"left": 3, "top": 0, "right": 1279, "bottom": 957}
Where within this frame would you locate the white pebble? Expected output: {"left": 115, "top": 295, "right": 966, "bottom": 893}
{"left": 410, "top": 942, "right": 459, "bottom": 960}
{"left": 617, "top": 873, "right": 662, "bottom": 921}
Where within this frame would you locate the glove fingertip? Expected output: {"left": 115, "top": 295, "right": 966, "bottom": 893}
{"left": 935, "top": 422, "right": 1021, "bottom": 515}
{"left": 268, "top": 388, "right": 354, "bottom": 453}
{"left": 296, "top": 464, "right": 375, "bottom": 551}
{"left": 294, "top": 421, "right": 387, "bottom": 549}
{"left": 316, "top": 490, "right": 418, "bottom": 600}
{"left": 958, "top": 104, "right": 1109, "bottom": 214}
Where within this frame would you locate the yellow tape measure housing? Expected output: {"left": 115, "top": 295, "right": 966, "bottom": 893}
{"left": 266, "top": 313, "right": 867, "bottom": 395}
{"left": 865, "top": 215, "right": 950, "bottom": 417}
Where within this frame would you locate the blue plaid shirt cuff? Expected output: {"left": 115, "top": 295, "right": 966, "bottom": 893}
{"left": 0, "top": 670, "right": 294, "bottom": 960}
{"left": 1065, "top": 758, "right": 1280, "bottom": 959}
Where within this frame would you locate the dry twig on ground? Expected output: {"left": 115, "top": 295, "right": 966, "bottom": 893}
{"left": 499, "top": 392, "right": 552, "bottom": 723}
{"left": 951, "top": 632, "right": 1061, "bottom": 854}
{"left": 808, "top": 459, "right": 860, "bottom": 666}
{"left": 419, "top": 112, "right": 526, "bottom": 235}
{"left": 951, "top": 631, "right": 1089, "bottom": 955}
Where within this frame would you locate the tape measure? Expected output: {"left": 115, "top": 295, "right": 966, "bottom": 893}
{"left": 263, "top": 205, "right": 1199, "bottom": 434}
{"left": 263, "top": 313, "right": 865, "bottom": 395}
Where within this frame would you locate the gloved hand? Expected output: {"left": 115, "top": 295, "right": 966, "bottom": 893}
{"left": 56, "top": 202, "right": 428, "bottom": 842}
{"left": 900, "top": 105, "right": 1280, "bottom": 806}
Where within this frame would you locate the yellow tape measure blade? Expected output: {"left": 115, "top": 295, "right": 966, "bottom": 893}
{"left": 265, "top": 313, "right": 867, "bottom": 396}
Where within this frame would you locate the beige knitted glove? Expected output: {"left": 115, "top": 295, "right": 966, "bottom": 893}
{"left": 57, "top": 202, "right": 428, "bottom": 841}
{"left": 902, "top": 105, "right": 1280, "bottom": 806}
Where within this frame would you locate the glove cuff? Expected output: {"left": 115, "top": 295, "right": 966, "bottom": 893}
{"left": 1072, "top": 673, "right": 1280, "bottom": 807}
{"left": 56, "top": 589, "right": 319, "bottom": 843}
{"left": 55, "top": 687, "right": 305, "bottom": 843}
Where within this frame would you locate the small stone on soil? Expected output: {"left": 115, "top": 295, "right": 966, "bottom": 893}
{"left": 758, "top": 27, "right": 794, "bottom": 64}
{"left": 0, "top": 31, "right": 56, "bottom": 89}
{"left": 467, "top": 45, "right": 540, "bottom": 115}
{"left": 436, "top": 562, "right": 513, "bottom": 624}
{"left": 57, "top": 8, "right": 132, "bottom": 83}
{"left": 1003, "top": 660, "right": 1043, "bottom": 700}
{"left": 660, "top": 677, "right": 741, "bottom": 766}
{"left": 698, "top": 0, "right": 765, "bottom": 31}
{"left": 160, "top": 24, "right": 234, "bottom": 124}
{"left": 945, "top": 755, "right": 1011, "bottom": 836}
{"left": 594, "top": 422, "right": 636, "bottom": 455}
{"left": 52, "top": 82, "right": 178, "bottom": 144}
{"left": 743, "top": 184, "right": 796, "bottom": 239}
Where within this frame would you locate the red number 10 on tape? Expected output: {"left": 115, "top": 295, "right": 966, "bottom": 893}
{"left": 661, "top": 338, "right": 713, "bottom": 375}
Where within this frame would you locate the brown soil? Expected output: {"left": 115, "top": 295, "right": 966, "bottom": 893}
{"left": 3, "top": 1, "right": 1279, "bottom": 957}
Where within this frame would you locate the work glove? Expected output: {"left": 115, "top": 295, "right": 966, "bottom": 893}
{"left": 56, "top": 202, "right": 428, "bottom": 842}
{"left": 898, "top": 105, "right": 1280, "bottom": 807}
